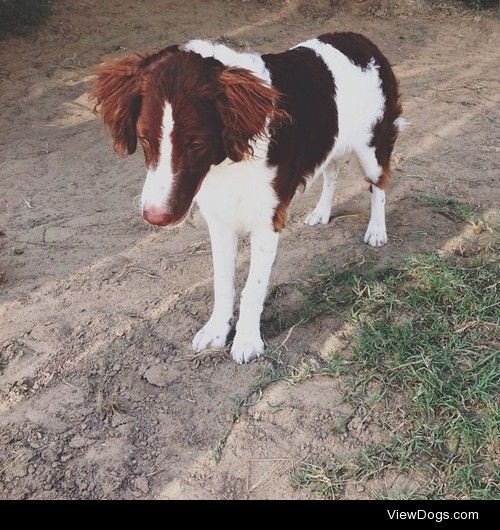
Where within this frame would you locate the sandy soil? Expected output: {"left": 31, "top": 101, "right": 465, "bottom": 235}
{"left": 0, "top": 0, "right": 498, "bottom": 499}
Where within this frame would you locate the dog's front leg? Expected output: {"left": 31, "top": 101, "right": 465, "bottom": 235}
{"left": 192, "top": 220, "right": 237, "bottom": 351}
{"left": 231, "top": 226, "right": 279, "bottom": 364}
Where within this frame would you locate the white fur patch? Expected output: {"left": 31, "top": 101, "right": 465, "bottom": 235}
{"left": 195, "top": 137, "right": 277, "bottom": 232}
{"left": 141, "top": 103, "right": 174, "bottom": 212}
{"left": 184, "top": 39, "right": 271, "bottom": 83}
{"left": 296, "top": 38, "right": 385, "bottom": 164}
{"left": 364, "top": 186, "right": 388, "bottom": 247}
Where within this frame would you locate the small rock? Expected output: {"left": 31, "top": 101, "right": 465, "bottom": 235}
{"left": 42, "top": 447, "right": 59, "bottom": 463}
{"left": 111, "top": 412, "right": 130, "bottom": 428}
{"left": 112, "top": 362, "right": 121, "bottom": 371}
{"left": 331, "top": 417, "right": 349, "bottom": 435}
{"left": 143, "top": 364, "right": 176, "bottom": 387}
{"left": 133, "top": 475, "right": 149, "bottom": 494}
{"left": 5, "top": 448, "right": 33, "bottom": 480}
{"left": 116, "top": 423, "right": 133, "bottom": 436}
{"left": 101, "top": 479, "right": 120, "bottom": 496}
{"left": 68, "top": 435, "right": 87, "bottom": 449}
{"left": 12, "top": 247, "right": 24, "bottom": 255}
{"left": 349, "top": 417, "right": 363, "bottom": 431}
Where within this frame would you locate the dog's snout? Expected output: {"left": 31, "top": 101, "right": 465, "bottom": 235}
{"left": 142, "top": 207, "right": 172, "bottom": 226}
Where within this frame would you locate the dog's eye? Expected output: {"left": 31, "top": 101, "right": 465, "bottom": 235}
{"left": 187, "top": 139, "right": 206, "bottom": 151}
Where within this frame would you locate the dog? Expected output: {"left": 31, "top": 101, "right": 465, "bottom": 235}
{"left": 91, "top": 32, "right": 406, "bottom": 364}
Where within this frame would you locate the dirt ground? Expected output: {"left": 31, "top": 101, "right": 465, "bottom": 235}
{"left": 0, "top": 0, "right": 498, "bottom": 499}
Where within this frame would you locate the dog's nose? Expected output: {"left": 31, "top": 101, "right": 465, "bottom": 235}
{"left": 143, "top": 207, "right": 171, "bottom": 226}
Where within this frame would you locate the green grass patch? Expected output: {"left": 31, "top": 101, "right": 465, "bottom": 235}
{"left": 465, "top": 0, "right": 498, "bottom": 8}
{"left": 210, "top": 432, "right": 229, "bottom": 464}
{"left": 0, "top": 357, "right": 8, "bottom": 374}
{"left": 0, "top": 0, "right": 52, "bottom": 38}
{"left": 419, "top": 194, "right": 490, "bottom": 233}
{"left": 290, "top": 250, "right": 499, "bottom": 499}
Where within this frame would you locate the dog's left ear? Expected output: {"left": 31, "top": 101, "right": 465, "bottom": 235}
{"left": 215, "top": 67, "right": 286, "bottom": 162}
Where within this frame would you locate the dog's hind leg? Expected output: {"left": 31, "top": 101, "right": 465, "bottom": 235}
{"left": 305, "top": 159, "right": 338, "bottom": 226}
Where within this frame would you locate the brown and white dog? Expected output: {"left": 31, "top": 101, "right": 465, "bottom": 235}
{"left": 92, "top": 32, "right": 407, "bottom": 364}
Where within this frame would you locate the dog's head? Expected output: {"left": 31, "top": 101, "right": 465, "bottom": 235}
{"left": 91, "top": 46, "right": 285, "bottom": 226}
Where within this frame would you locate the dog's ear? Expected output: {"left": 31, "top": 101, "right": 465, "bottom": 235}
{"left": 91, "top": 55, "right": 144, "bottom": 156}
{"left": 215, "top": 67, "right": 287, "bottom": 162}
{"left": 91, "top": 46, "right": 179, "bottom": 156}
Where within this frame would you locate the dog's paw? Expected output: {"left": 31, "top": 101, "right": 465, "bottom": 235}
{"left": 192, "top": 320, "right": 231, "bottom": 351}
{"left": 364, "top": 224, "right": 388, "bottom": 247}
{"left": 230, "top": 332, "right": 265, "bottom": 364}
{"left": 305, "top": 206, "right": 331, "bottom": 226}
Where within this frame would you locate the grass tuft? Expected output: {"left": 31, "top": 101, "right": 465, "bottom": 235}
{"left": 291, "top": 460, "right": 350, "bottom": 499}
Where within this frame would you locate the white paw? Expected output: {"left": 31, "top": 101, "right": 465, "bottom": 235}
{"left": 192, "top": 319, "right": 232, "bottom": 351}
{"left": 364, "top": 225, "right": 388, "bottom": 247}
{"left": 305, "top": 206, "right": 331, "bottom": 226}
{"left": 230, "top": 332, "right": 265, "bottom": 364}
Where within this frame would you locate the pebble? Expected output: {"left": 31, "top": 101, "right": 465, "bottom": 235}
{"left": 68, "top": 435, "right": 87, "bottom": 449}
{"left": 42, "top": 447, "right": 58, "bottom": 464}
{"left": 143, "top": 364, "right": 176, "bottom": 387}
{"left": 133, "top": 475, "right": 150, "bottom": 494}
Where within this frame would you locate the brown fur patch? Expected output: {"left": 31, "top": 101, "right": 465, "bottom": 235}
{"left": 215, "top": 67, "right": 289, "bottom": 162}
{"left": 272, "top": 203, "right": 289, "bottom": 232}
{"left": 263, "top": 47, "right": 338, "bottom": 231}
{"left": 375, "top": 165, "right": 392, "bottom": 190}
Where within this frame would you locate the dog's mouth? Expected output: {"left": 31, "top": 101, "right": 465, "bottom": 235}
{"left": 142, "top": 206, "right": 190, "bottom": 227}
